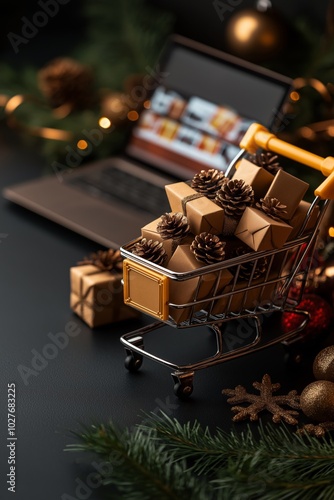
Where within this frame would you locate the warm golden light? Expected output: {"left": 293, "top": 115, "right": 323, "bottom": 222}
{"left": 127, "top": 110, "right": 139, "bottom": 121}
{"left": 143, "top": 100, "right": 151, "bottom": 109}
{"left": 109, "top": 98, "right": 124, "bottom": 113}
{"left": 77, "top": 139, "right": 88, "bottom": 150}
{"left": 328, "top": 126, "right": 334, "bottom": 137}
{"left": 99, "top": 116, "right": 112, "bottom": 129}
{"left": 234, "top": 16, "right": 259, "bottom": 42}
{"left": 290, "top": 91, "right": 300, "bottom": 102}
{"left": 327, "top": 267, "right": 334, "bottom": 277}
{"left": 37, "top": 128, "right": 73, "bottom": 141}
{"left": 5, "top": 94, "right": 25, "bottom": 114}
{"left": 329, "top": 227, "right": 334, "bottom": 237}
{"left": 299, "top": 127, "right": 315, "bottom": 140}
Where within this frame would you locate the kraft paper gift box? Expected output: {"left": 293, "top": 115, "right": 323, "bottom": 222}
{"left": 70, "top": 264, "right": 138, "bottom": 328}
{"left": 235, "top": 207, "right": 293, "bottom": 252}
{"left": 165, "top": 182, "right": 225, "bottom": 235}
{"left": 167, "top": 244, "right": 233, "bottom": 323}
{"left": 232, "top": 159, "right": 274, "bottom": 199}
{"left": 263, "top": 170, "right": 309, "bottom": 220}
{"left": 211, "top": 274, "right": 278, "bottom": 315}
{"left": 287, "top": 200, "right": 320, "bottom": 240}
{"left": 141, "top": 217, "right": 193, "bottom": 262}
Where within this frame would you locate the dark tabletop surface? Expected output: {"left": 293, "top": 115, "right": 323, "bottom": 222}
{"left": 0, "top": 125, "right": 332, "bottom": 500}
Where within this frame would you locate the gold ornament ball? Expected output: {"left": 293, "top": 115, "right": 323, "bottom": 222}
{"left": 300, "top": 380, "right": 334, "bottom": 422}
{"left": 313, "top": 346, "right": 334, "bottom": 382}
{"left": 225, "top": 8, "right": 287, "bottom": 62}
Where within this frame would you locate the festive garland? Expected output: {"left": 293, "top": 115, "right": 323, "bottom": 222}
{"left": 66, "top": 411, "right": 334, "bottom": 499}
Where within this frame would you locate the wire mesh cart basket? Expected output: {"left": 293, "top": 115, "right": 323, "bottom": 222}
{"left": 120, "top": 123, "right": 334, "bottom": 398}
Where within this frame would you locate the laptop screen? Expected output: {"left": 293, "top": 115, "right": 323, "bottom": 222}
{"left": 126, "top": 36, "right": 292, "bottom": 179}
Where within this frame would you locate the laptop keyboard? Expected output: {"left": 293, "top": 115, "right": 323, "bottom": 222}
{"left": 67, "top": 166, "right": 171, "bottom": 216}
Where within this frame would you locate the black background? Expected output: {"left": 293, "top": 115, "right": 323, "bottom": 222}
{"left": 0, "top": 0, "right": 330, "bottom": 66}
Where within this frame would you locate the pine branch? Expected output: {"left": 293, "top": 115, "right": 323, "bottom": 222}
{"left": 66, "top": 413, "right": 334, "bottom": 499}
{"left": 147, "top": 414, "right": 334, "bottom": 499}
{"left": 141, "top": 412, "right": 241, "bottom": 475}
{"left": 66, "top": 421, "right": 210, "bottom": 499}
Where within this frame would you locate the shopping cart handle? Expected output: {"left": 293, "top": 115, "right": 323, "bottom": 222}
{"left": 240, "top": 123, "right": 334, "bottom": 199}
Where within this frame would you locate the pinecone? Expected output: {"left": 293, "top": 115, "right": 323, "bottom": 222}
{"left": 215, "top": 179, "right": 254, "bottom": 219}
{"left": 190, "top": 232, "right": 226, "bottom": 265}
{"left": 256, "top": 197, "right": 287, "bottom": 221}
{"left": 132, "top": 238, "right": 167, "bottom": 265}
{"left": 78, "top": 249, "right": 123, "bottom": 273}
{"left": 38, "top": 57, "right": 95, "bottom": 110}
{"left": 234, "top": 247, "right": 268, "bottom": 281}
{"left": 191, "top": 169, "right": 226, "bottom": 199}
{"left": 156, "top": 212, "right": 190, "bottom": 240}
{"left": 249, "top": 151, "right": 282, "bottom": 174}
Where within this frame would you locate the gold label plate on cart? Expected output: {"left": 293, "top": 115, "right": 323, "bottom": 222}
{"left": 123, "top": 259, "right": 169, "bottom": 320}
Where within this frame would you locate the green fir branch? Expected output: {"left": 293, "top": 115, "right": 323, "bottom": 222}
{"left": 66, "top": 412, "right": 334, "bottom": 499}
{"left": 66, "top": 420, "right": 209, "bottom": 499}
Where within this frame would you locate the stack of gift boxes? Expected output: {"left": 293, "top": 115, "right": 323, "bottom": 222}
{"left": 69, "top": 152, "right": 320, "bottom": 328}
{"left": 125, "top": 152, "right": 319, "bottom": 324}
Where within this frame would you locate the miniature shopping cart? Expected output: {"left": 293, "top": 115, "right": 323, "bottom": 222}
{"left": 120, "top": 123, "right": 334, "bottom": 398}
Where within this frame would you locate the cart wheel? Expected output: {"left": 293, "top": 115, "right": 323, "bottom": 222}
{"left": 124, "top": 353, "right": 143, "bottom": 372}
{"left": 173, "top": 381, "right": 193, "bottom": 399}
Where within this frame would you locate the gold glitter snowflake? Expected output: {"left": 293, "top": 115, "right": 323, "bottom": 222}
{"left": 222, "top": 374, "right": 301, "bottom": 425}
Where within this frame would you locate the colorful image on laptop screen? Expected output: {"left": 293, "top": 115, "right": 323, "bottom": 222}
{"left": 127, "top": 41, "right": 291, "bottom": 178}
{"left": 131, "top": 85, "right": 254, "bottom": 173}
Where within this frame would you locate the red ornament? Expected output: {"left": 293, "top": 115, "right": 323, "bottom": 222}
{"left": 281, "top": 294, "right": 334, "bottom": 339}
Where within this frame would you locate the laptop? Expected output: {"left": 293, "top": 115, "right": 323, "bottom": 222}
{"left": 3, "top": 35, "right": 293, "bottom": 248}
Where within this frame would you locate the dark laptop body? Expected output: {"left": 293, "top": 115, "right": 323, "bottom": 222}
{"left": 3, "top": 35, "right": 293, "bottom": 248}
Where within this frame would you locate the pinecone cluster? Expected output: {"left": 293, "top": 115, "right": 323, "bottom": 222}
{"left": 38, "top": 57, "right": 95, "bottom": 110}
{"left": 191, "top": 168, "right": 226, "bottom": 199}
{"left": 215, "top": 179, "right": 254, "bottom": 219}
{"left": 190, "top": 232, "right": 226, "bottom": 265}
{"left": 131, "top": 238, "right": 167, "bottom": 265}
{"left": 249, "top": 151, "right": 282, "bottom": 174}
{"left": 157, "top": 212, "right": 190, "bottom": 240}
{"left": 256, "top": 197, "right": 287, "bottom": 221}
{"left": 78, "top": 249, "right": 123, "bottom": 273}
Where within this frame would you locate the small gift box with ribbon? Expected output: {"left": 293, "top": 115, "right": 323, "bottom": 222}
{"left": 263, "top": 169, "right": 309, "bottom": 220}
{"left": 231, "top": 158, "right": 274, "bottom": 200}
{"left": 165, "top": 233, "right": 233, "bottom": 323}
{"left": 165, "top": 182, "right": 225, "bottom": 235}
{"left": 70, "top": 249, "right": 139, "bottom": 328}
{"left": 235, "top": 197, "right": 293, "bottom": 252}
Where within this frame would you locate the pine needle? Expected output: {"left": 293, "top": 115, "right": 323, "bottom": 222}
{"left": 65, "top": 412, "right": 334, "bottom": 499}
{"left": 66, "top": 420, "right": 209, "bottom": 499}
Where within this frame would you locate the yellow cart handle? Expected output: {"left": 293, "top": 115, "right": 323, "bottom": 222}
{"left": 240, "top": 123, "right": 334, "bottom": 200}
